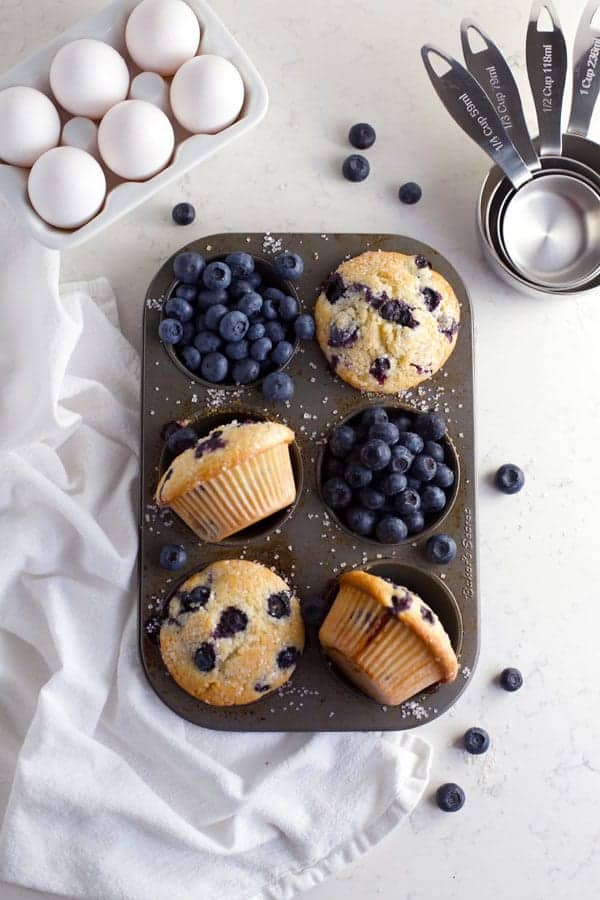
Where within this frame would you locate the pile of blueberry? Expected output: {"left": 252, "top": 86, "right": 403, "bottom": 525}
{"left": 158, "top": 249, "right": 314, "bottom": 394}
{"left": 321, "top": 406, "right": 455, "bottom": 543}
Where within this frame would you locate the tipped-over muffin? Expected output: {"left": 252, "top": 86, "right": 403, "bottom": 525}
{"left": 160, "top": 560, "right": 305, "bottom": 706}
{"left": 319, "top": 570, "right": 458, "bottom": 705}
{"left": 155, "top": 420, "right": 297, "bottom": 542}
{"left": 314, "top": 250, "right": 460, "bottom": 393}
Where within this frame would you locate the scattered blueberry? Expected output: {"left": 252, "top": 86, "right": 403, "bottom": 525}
{"left": 225, "top": 339, "right": 249, "bottom": 361}
{"left": 368, "top": 422, "right": 400, "bottom": 445}
{"left": 172, "top": 202, "right": 195, "bottom": 226}
{"left": 194, "top": 331, "right": 222, "bottom": 354}
{"left": 271, "top": 340, "right": 294, "bottom": 367}
{"left": 225, "top": 251, "right": 254, "bottom": 278}
{"left": 376, "top": 516, "right": 408, "bottom": 543}
{"left": 159, "top": 544, "right": 187, "bottom": 571}
{"left": 166, "top": 426, "right": 197, "bottom": 455}
{"left": 500, "top": 667, "right": 523, "bottom": 692}
{"left": 232, "top": 358, "right": 260, "bottom": 384}
{"left": 410, "top": 454, "right": 437, "bottom": 482}
{"left": 344, "top": 461, "right": 373, "bottom": 488}
{"left": 194, "top": 642, "right": 216, "bottom": 672}
{"left": 436, "top": 783, "right": 465, "bottom": 812}
{"left": 236, "top": 291, "right": 263, "bottom": 318}
{"left": 360, "top": 439, "right": 392, "bottom": 471}
{"left": 219, "top": 310, "right": 249, "bottom": 342}
{"left": 424, "top": 440, "right": 445, "bottom": 462}
{"left": 495, "top": 464, "right": 525, "bottom": 494}
{"left": 322, "top": 477, "right": 353, "bottom": 509}
{"left": 250, "top": 336, "right": 273, "bottom": 362}
{"left": 159, "top": 317, "right": 183, "bottom": 344}
{"left": 202, "top": 260, "right": 232, "bottom": 291}
{"left": 433, "top": 463, "right": 455, "bottom": 489}
{"left": 358, "top": 487, "right": 385, "bottom": 510}
{"left": 173, "top": 251, "right": 205, "bottom": 283}
{"left": 262, "top": 371, "right": 294, "bottom": 403}
{"left": 204, "top": 303, "right": 229, "bottom": 330}
{"left": 175, "top": 283, "right": 197, "bottom": 302}
{"left": 399, "top": 182, "right": 422, "bottom": 204}
{"left": 463, "top": 727, "right": 490, "bottom": 755}
{"left": 345, "top": 505, "right": 377, "bottom": 535}
{"left": 294, "top": 314, "right": 315, "bottom": 340}
{"left": 278, "top": 295, "right": 299, "bottom": 321}
{"left": 343, "top": 153, "right": 370, "bottom": 182}
{"left": 264, "top": 320, "right": 286, "bottom": 343}
{"left": 274, "top": 252, "right": 304, "bottom": 281}
{"left": 414, "top": 412, "right": 446, "bottom": 440}
{"left": 180, "top": 345, "right": 201, "bottom": 371}
{"left": 397, "top": 431, "right": 424, "bottom": 455}
{"left": 426, "top": 534, "right": 457, "bottom": 565}
{"left": 164, "top": 296, "right": 194, "bottom": 322}
{"left": 201, "top": 351, "right": 228, "bottom": 383}
{"left": 247, "top": 322, "right": 266, "bottom": 341}
{"left": 349, "top": 122, "right": 376, "bottom": 149}
{"left": 394, "top": 489, "right": 421, "bottom": 516}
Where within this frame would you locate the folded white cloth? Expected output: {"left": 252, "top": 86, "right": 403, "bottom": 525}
{"left": 0, "top": 202, "right": 431, "bottom": 900}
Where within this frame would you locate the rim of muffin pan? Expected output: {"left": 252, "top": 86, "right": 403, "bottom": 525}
{"left": 158, "top": 408, "right": 304, "bottom": 545}
{"left": 316, "top": 402, "right": 460, "bottom": 546}
{"left": 319, "top": 560, "right": 463, "bottom": 704}
{"left": 161, "top": 252, "right": 301, "bottom": 388}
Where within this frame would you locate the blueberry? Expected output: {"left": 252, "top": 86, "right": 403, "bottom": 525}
{"left": 415, "top": 254, "right": 431, "bottom": 269}
{"left": 277, "top": 295, "right": 299, "bottom": 322}
{"left": 376, "top": 516, "right": 408, "bottom": 543}
{"left": 369, "top": 356, "right": 391, "bottom": 384}
{"left": 271, "top": 340, "right": 294, "bottom": 367}
{"left": 322, "top": 477, "right": 353, "bottom": 509}
{"left": 410, "top": 454, "right": 437, "bottom": 482}
{"left": 343, "top": 153, "right": 370, "bottom": 181}
{"left": 194, "top": 331, "right": 222, "bottom": 354}
{"left": 237, "top": 291, "right": 263, "bottom": 318}
{"left": 398, "top": 431, "right": 424, "bottom": 455}
{"left": 360, "top": 439, "right": 392, "bottom": 471}
{"left": 185, "top": 586, "right": 211, "bottom": 609}
{"left": 198, "top": 288, "right": 228, "bottom": 310}
{"left": 262, "top": 299, "right": 279, "bottom": 321}
{"left": 232, "top": 358, "right": 260, "bottom": 384}
{"left": 399, "top": 182, "right": 422, "bottom": 205}
{"left": 173, "top": 251, "right": 205, "bottom": 284}
{"left": 349, "top": 122, "right": 376, "bottom": 149}
{"left": 404, "top": 510, "right": 425, "bottom": 534}
{"left": 358, "top": 487, "right": 385, "bottom": 510}
{"left": 247, "top": 322, "right": 266, "bottom": 341}
{"left": 433, "top": 463, "right": 455, "bottom": 489}
{"left": 180, "top": 345, "right": 201, "bottom": 371}
{"left": 250, "top": 337, "right": 273, "bottom": 362}
{"left": 294, "top": 314, "right": 315, "bottom": 340}
{"left": 172, "top": 202, "right": 195, "bottom": 226}
{"left": 394, "top": 489, "right": 421, "bottom": 516}
{"left": 361, "top": 407, "right": 388, "bottom": 427}
{"left": 277, "top": 646, "right": 300, "bottom": 669}
{"left": 324, "top": 456, "right": 344, "bottom": 478}
{"left": 262, "top": 371, "right": 294, "bottom": 402}
{"left": 215, "top": 606, "right": 248, "bottom": 638}
{"left": 247, "top": 270, "right": 262, "bottom": 289}
{"left": 201, "top": 352, "right": 228, "bottom": 383}
{"left": 345, "top": 505, "right": 377, "bottom": 536}
{"left": 426, "top": 534, "right": 457, "bottom": 564}
{"left": 344, "top": 461, "right": 372, "bottom": 488}
{"left": 267, "top": 592, "right": 291, "bottom": 619}
{"left": 194, "top": 642, "right": 216, "bottom": 672}
{"left": 406, "top": 477, "right": 422, "bottom": 491}
{"left": 166, "top": 426, "right": 197, "bottom": 455}
{"left": 380, "top": 472, "right": 407, "bottom": 496}
{"left": 368, "top": 422, "right": 400, "bottom": 445}
{"left": 263, "top": 286, "right": 286, "bottom": 303}
{"left": 159, "top": 318, "right": 183, "bottom": 344}
{"left": 229, "top": 279, "right": 253, "bottom": 300}
{"left": 500, "top": 667, "right": 523, "bottom": 692}
{"left": 301, "top": 595, "right": 331, "bottom": 627}
{"left": 436, "top": 783, "right": 465, "bottom": 813}
{"left": 414, "top": 412, "right": 446, "bottom": 440}
{"left": 181, "top": 322, "right": 195, "bottom": 345}
{"left": 225, "top": 251, "right": 254, "bottom": 278}
{"left": 327, "top": 426, "right": 355, "bottom": 459}
{"left": 204, "top": 303, "right": 229, "bottom": 331}
{"left": 264, "top": 320, "right": 286, "bottom": 343}
{"left": 389, "top": 444, "right": 414, "bottom": 474}
{"left": 195, "top": 313, "right": 206, "bottom": 331}
{"left": 420, "top": 485, "right": 447, "bottom": 513}
{"left": 219, "top": 310, "right": 249, "bottom": 342}
{"left": 225, "top": 339, "right": 249, "bottom": 361}
{"left": 424, "top": 440, "right": 445, "bottom": 463}
{"left": 463, "top": 727, "right": 490, "bottom": 755}
{"left": 202, "top": 260, "right": 232, "bottom": 291}
{"left": 274, "top": 251, "right": 304, "bottom": 281}
{"left": 175, "top": 283, "right": 197, "bottom": 302}
{"left": 159, "top": 543, "right": 187, "bottom": 571}
{"left": 495, "top": 464, "right": 525, "bottom": 494}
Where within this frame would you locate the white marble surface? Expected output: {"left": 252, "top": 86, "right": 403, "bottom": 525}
{"left": 2, "top": 1, "right": 600, "bottom": 898}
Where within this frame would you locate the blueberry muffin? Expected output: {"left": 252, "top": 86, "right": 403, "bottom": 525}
{"left": 319, "top": 570, "right": 458, "bottom": 705}
{"left": 160, "top": 560, "right": 305, "bottom": 705}
{"left": 315, "top": 250, "right": 460, "bottom": 392}
{"left": 155, "top": 420, "right": 296, "bottom": 542}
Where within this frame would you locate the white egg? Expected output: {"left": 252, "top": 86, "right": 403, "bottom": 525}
{"left": 61, "top": 117, "right": 99, "bottom": 159}
{"left": 170, "top": 55, "right": 245, "bottom": 134}
{"left": 125, "top": 0, "right": 201, "bottom": 76}
{"left": 98, "top": 99, "right": 174, "bottom": 181}
{"left": 0, "top": 86, "right": 61, "bottom": 167}
{"left": 50, "top": 39, "right": 130, "bottom": 119}
{"left": 28, "top": 146, "right": 106, "bottom": 230}
{"left": 129, "top": 72, "right": 170, "bottom": 114}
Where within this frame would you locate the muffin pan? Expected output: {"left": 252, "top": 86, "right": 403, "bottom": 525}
{"left": 140, "top": 232, "right": 478, "bottom": 731}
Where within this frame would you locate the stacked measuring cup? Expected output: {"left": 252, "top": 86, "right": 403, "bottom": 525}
{"left": 422, "top": 1, "right": 600, "bottom": 297}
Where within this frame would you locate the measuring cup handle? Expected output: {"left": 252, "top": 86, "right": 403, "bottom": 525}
{"left": 421, "top": 44, "right": 532, "bottom": 190}
{"left": 567, "top": 1, "right": 600, "bottom": 137}
{"left": 461, "top": 18, "right": 540, "bottom": 172}
{"left": 526, "top": 1, "right": 568, "bottom": 156}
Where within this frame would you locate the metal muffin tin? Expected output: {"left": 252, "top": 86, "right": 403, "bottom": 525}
{"left": 140, "top": 232, "right": 478, "bottom": 732}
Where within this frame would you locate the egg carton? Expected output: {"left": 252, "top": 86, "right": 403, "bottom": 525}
{"left": 0, "top": 0, "right": 268, "bottom": 251}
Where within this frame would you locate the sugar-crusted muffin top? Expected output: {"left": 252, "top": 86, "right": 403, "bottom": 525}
{"left": 156, "top": 420, "right": 295, "bottom": 504}
{"left": 160, "top": 559, "right": 305, "bottom": 706}
{"left": 314, "top": 250, "right": 460, "bottom": 393}
{"left": 338, "top": 570, "right": 458, "bottom": 683}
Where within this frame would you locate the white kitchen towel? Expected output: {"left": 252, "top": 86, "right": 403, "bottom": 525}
{"left": 0, "top": 202, "right": 431, "bottom": 900}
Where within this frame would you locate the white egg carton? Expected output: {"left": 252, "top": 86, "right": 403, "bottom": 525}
{"left": 0, "top": 0, "right": 268, "bottom": 251}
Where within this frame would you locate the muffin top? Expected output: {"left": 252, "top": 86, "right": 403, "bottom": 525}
{"left": 156, "top": 420, "right": 295, "bottom": 504}
{"left": 160, "top": 559, "right": 305, "bottom": 706}
{"left": 338, "top": 570, "right": 458, "bottom": 682}
{"left": 314, "top": 250, "right": 460, "bottom": 393}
